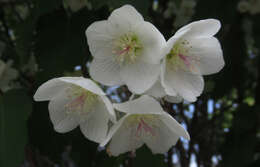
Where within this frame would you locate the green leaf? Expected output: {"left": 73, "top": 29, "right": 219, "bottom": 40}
{"left": 133, "top": 145, "right": 167, "bottom": 167}
{"left": 35, "top": 9, "right": 96, "bottom": 80}
{"left": 0, "top": 89, "right": 32, "bottom": 167}
{"left": 14, "top": 17, "right": 35, "bottom": 65}
{"left": 33, "top": 0, "right": 63, "bottom": 17}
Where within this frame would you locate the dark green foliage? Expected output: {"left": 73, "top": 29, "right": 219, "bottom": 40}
{"left": 0, "top": 89, "right": 32, "bottom": 167}
{"left": 0, "top": 0, "right": 259, "bottom": 167}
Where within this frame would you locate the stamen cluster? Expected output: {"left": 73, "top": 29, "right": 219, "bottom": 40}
{"left": 113, "top": 32, "right": 142, "bottom": 64}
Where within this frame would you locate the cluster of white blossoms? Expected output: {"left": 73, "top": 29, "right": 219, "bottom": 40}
{"left": 34, "top": 5, "right": 224, "bottom": 156}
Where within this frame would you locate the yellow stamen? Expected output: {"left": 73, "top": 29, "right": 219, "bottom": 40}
{"left": 113, "top": 32, "right": 143, "bottom": 64}
{"left": 65, "top": 85, "right": 98, "bottom": 115}
{"left": 166, "top": 39, "right": 199, "bottom": 73}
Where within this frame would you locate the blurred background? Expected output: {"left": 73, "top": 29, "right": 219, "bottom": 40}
{"left": 0, "top": 0, "right": 259, "bottom": 167}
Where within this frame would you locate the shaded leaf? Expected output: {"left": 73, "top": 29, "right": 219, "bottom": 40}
{"left": 0, "top": 89, "right": 32, "bottom": 167}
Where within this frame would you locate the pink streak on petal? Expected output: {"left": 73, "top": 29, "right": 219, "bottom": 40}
{"left": 66, "top": 94, "right": 86, "bottom": 111}
{"left": 178, "top": 54, "right": 191, "bottom": 68}
{"left": 136, "top": 122, "right": 142, "bottom": 137}
{"left": 135, "top": 118, "right": 156, "bottom": 137}
{"left": 140, "top": 119, "right": 155, "bottom": 136}
{"left": 117, "top": 46, "right": 130, "bottom": 56}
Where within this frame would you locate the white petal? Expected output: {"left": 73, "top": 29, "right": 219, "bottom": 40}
{"left": 89, "top": 58, "right": 123, "bottom": 86}
{"left": 99, "top": 95, "right": 117, "bottom": 123}
{"left": 187, "top": 37, "right": 224, "bottom": 75}
{"left": 106, "top": 115, "right": 144, "bottom": 156}
{"left": 160, "top": 113, "right": 190, "bottom": 140}
{"left": 161, "top": 60, "right": 178, "bottom": 96}
{"left": 86, "top": 21, "right": 115, "bottom": 59}
{"left": 164, "top": 95, "right": 183, "bottom": 103}
{"left": 113, "top": 95, "right": 164, "bottom": 115}
{"left": 100, "top": 114, "right": 129, "bottom": 147}
{"left": 120, "top": 61, "right": 160, "bottom": 94}
{"left": 133, "top": 21, "right": 166, "bottom": 64}
{"left": 163, "top": 28, "right": 190, "bottom": 59}
{"left": 80, "top": 100, "right": 110, "bottom": 143}
{"left": 164, "top": 68, "right": 204, "bottom": 102}
{"left": 145, "top": 79, "right": 166, "bottom": 98}
{"left": 34, "top": 78, "right": 68, "bottom": 101}
{"left": 48, "top": 90, "right": 79, "bottom": 133}
{"left": 59, "top": 77, "right": 105, "bottom": 96}
{"left": 175, "top": 19, "right": 221, "bottom": 38}
{"left": 108, "top": 5, "right": 144, "bottom": 34}
{"left": 142, "top": 118, "right": 180, "bottom": 154}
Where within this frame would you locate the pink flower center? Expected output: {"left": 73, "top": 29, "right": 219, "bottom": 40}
{"left": 117, "top": 46, "right": 131, "bottom": 56}
{"left": 65, "top": 94, "right": 86, "bottom": 112}
{"left": 178, "top": 54, "right": 191, "bottom": 68}
{"left": 166, "top": 39, "right": 200, "bottom": 73}
{"left": 136, "top": 118, "right": 155, "bottom": 137}
{"left": 113, "top": 32, "right": 142, "bottom": 64}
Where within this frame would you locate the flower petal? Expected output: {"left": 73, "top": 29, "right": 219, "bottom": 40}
{"left": 160, "top": 113, "right": 190, "bottom": 140}
{"left": 106, "top": 115, "right": 144, "bottom": 156}
{"left": 164, "top": 95, "right": 183, "bottom": 103}
{"left": 86, "top": 21, "right": 115, "bottom": 59}
{"left": 80, "top": 100, "right": 110, "bottom": 143}
{"left": 120, "top": 61, "right": 160, "bottom": 94}
{"left": 100, "top": 114, "right": 128, "bottom": 147}
{"left": 34, "top": 78, "right": 68, "bottom": 101}
{"left": 145, "top": 79, "right": 166, "bottom": 98}
{"left": 113, "top": 95, "right": 164, "bottom": 115}
{"left": 59, "top": 77, "right": 105, "bottom": 96}
{"left": 89, "top": 58, "right": 123, "bottom": 86}
{"left": 134, "top": 21, "right": 166, "bottom": 64}
{"left": 163, "top": 28, "right": 190, "bottom": 59}
{"left": 48, "top": 90, "right": 79, "bottom": 133}
{"left": 164, "top": 68, "right": 204, "bottom": 102}
{"left": 175, "top": 19, "right": 221, "bottom": 38}
{"left": 187, "top": 37, "right": 224, "bottom": 75}
{"left": 161, "top": 60, "right": 178, "bottom": 96}
{"left": 142, "top": 118, "right": 180, "bottom": 154}
{"left": 100, "top": 95, "right": 117, "bottom": 123}
{"left": 108, "top": 5, "right": 144, "bottom": 33}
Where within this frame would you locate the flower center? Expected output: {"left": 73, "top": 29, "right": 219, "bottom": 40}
{"left": 113, "top": 32, "right": 143, "bottom": 64}
{"left": 166, "top": 40, "right": 199, "bottom": 72}
{"left": 65, "top": 85, "right": 98, "bottom": 115}
{"left": 125, "top": 114, "right": 157, "bottom": 137}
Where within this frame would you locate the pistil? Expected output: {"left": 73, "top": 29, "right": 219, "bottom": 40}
{"left": 113, "top": 32, "right": 142, "bottom": 64}
{"left": 64, "top": 85, "right": 98, "bottom": 115}
{"left": 65, "top": 94, "right": 86, "bottom": 113}
{"left": 166, "top": 39, "right": 199, "bottom": 72}
{"left": 136, "top": 118, "right": 155, "bottom": 137}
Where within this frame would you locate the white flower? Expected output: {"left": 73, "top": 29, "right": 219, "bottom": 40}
{"left": 161, "top": 19, "right": 224, "bottom": 102}
{"left": 145, "top": 79, "right": 183, "bottom": 103}
{"left": 100, "top": 95, "right": 190, "bottom": 156}
{"left": 33, "top": 77, "right": 116, "bottom": 143}
{"left": 86, "top": 5, "right": 166, "bottom": 94}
